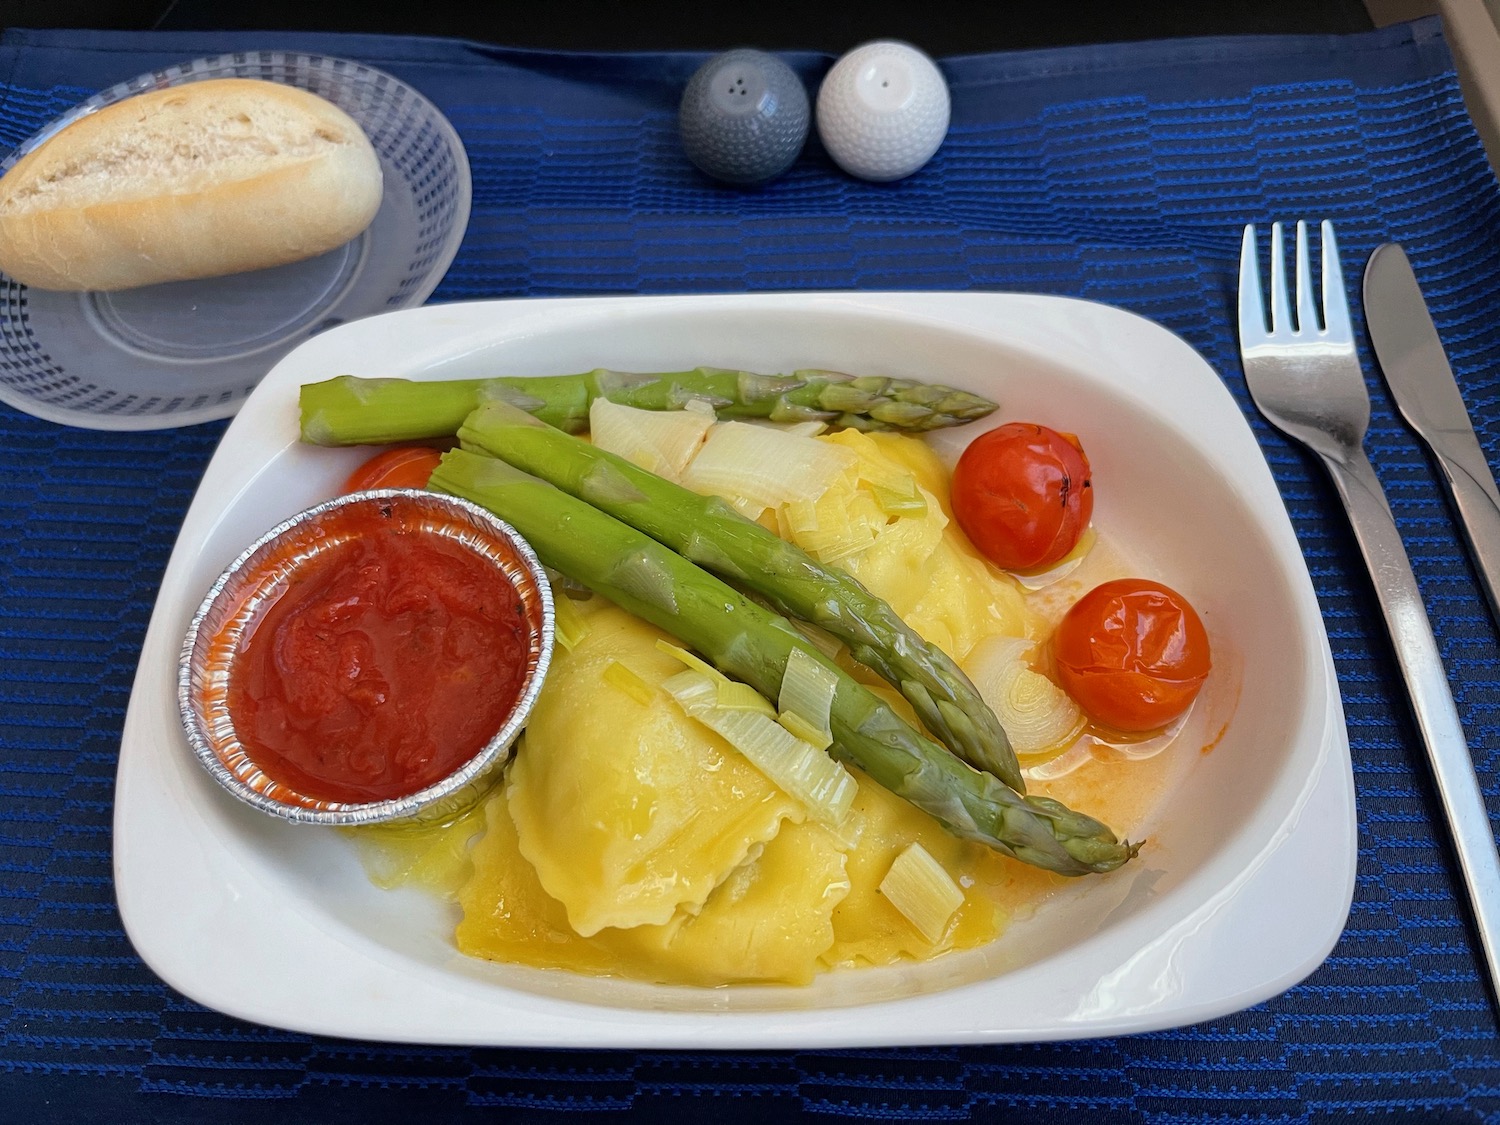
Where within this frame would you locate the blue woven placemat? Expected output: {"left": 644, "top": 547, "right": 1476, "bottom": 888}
{"left": 1, "top": 17, "right": 1499, "bottom": 1122}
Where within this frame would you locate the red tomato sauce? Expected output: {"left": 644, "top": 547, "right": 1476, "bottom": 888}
{"left": 227, "top": 524, "right": 530, "bottom": 804}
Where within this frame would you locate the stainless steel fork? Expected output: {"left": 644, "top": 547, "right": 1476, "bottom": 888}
{"left": 1239, "top": 220, "right": 1500, "bottom": 1010}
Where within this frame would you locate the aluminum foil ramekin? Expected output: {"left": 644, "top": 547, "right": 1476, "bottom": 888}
{"left": 178, "top": 488, "right": 555, "bottom": 827}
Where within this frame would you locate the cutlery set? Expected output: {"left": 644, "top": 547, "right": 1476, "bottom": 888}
{"left": 1237, "top": 221, "right": 1500, "bottom": 1012}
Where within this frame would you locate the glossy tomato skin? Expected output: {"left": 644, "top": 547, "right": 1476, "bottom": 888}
{"left": 342, "top": 446, "right": 445, "bottom": 493}
{"left": 951, "top": 422, "right": 1093, "bottom": 571}
{"left": 1051, "top": 578, "right": 1211, "bottom": 733}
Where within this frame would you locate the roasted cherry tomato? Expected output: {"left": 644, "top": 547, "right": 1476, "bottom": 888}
{"left": 951, "top": 422, "right": 1093, "bottom": 571}
{"left": 1051, "top": 578, "right": 1211, "bottom": 733}
{"left": 342, "top": 446, "right": 445, "bottom": 493}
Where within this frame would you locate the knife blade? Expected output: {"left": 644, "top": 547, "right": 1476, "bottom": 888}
{"left": 1364, "top": 242, "right": 1500, "bottom": 628}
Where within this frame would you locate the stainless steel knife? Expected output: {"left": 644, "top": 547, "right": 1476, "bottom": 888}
{"left": 1364, "top": 242, "right": 1500, "bottom": 628}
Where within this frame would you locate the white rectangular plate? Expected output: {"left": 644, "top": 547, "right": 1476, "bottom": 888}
{"left": 114, "top": 292, "right": 1354, "bottom": 1049}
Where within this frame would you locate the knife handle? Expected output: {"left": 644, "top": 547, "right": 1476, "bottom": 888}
{"left": 1325, "top": 445, "right": 1500, "bottom": 1003}
{"left": 1430, "top": 441, "right": 1500, "bottom": 630}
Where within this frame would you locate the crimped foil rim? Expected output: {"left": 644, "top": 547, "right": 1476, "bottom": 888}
{"left": 177, "top": 488, "right": 554, "bottom": 826}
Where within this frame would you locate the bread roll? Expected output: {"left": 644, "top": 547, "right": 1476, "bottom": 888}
{"left": 0, "top": 78, "right": 384, "bottom": 291}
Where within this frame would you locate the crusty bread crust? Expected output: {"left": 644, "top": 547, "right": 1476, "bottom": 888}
{"left": 0, "top": 78, "right": 384, "bottom": 291}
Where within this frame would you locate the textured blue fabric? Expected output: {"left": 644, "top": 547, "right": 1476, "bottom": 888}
{"left": 1, "top": 17, "right": 1499, "bottom": 1122}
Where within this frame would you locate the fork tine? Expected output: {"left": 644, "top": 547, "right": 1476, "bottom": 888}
{"left": 1295, "top": 220, "right": 1319, "bottom": 334}
{"left": 1269, "top": 222, "right": 1293, "bottom": 335}
{"left": 1319, "top": 220, "right": 1352, "bottom": 343}
{"left": 1237, "top": 224, "right": 1265, "bottom": 338}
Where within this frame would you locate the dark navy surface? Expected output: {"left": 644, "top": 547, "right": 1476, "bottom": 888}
{"left": 1, "top": 17, "right": 1499, "bottom": 1122}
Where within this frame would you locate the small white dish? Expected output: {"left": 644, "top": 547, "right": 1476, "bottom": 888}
{"left": 0, "top": 51, "right": 471, "bottom": 431}
{"left": 114, "top": 292, "right": 1354, "bottom": 1048}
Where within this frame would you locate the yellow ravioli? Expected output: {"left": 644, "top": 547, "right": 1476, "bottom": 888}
{"left": 457, "top": 787, "right": 629, "bottom": 976}
{"left": 506, "top": 601, "right": 799, "bottom": 936}
{"left": 457, "top": 788, "right": 849, "bottom": 985}
{"left": 823, "top": 769, "right": 1029, "bottom": 968}
{"left": 609, "top": 818, "right": 850, "bottom": 986}
{"left": 810, "top": 431, "right": 1032, "bottom": 662}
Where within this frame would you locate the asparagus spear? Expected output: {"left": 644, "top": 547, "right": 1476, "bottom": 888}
{"left": 299, "top": 368, "right": 999, "bottom": 446}
{"left": 458, "top": 400, "right": 1026, "bottom": 793}
{"left": 428, "top": 448, "right": 1137, "bottom": 876}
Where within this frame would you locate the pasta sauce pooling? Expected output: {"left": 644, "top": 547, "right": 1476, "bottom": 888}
{"left": 228, "top": 526, "right": 530, "bottom": 804}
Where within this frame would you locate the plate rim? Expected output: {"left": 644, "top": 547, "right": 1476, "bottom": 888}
{"left": 113, "top": 289, "right": 1356, "bottom": 1048}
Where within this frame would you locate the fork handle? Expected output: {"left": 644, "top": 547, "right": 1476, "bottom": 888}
{"left": 1326, "top": 446, "right": 1500, "bottom": 1000}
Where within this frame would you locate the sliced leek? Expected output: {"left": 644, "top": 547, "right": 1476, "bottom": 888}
{"left": 965, "top": 636, "right": 1085, "bottom": 758}
{"left": 778, "top": 647, "right": 837, "bottom": 749}
{"left": 870, "top": 479, "right": 929, "bottom": 517}
{"left": 718, "top": 678, "right": 777, "bottom": 716}
{"left": 680, "top": 421, "right": 857, "bottom": 512}
{"left": 778, "top": 710, "right": 833, "bottom": 752}
{"left": 663, "top": 669, "right": 856, "bottom": 826}
{"left": 602, "top": 659, "right": 657, "bottom": 706}
{"left": 550, "top": 587, "right": 593, "bottom": 652}
{"left": 588, "top": 397, "right": 715, "bottom": 481}
{"left": 879, "top": 842, "right": 965, "bottom": 943}
{"left": 656, "top": 639, "right": 724, "bottom": 680}
{"left": 762, "top": 419, "right": 829, "bottom": 438}
{"left": 781, "top": 485, "right": 884, "bottom": 563}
